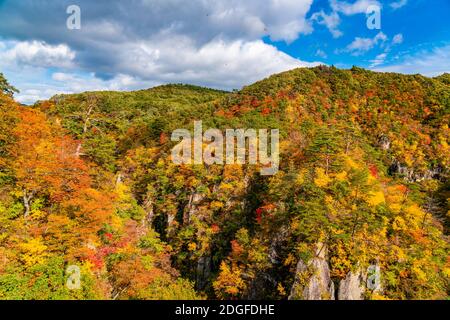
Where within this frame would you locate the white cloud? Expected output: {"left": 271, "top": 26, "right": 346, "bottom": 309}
{"left": 330, "top": 0, "right": 381, "bottom": 15}
{"left": 10, "top": 38, "right": 322, "bottom": 104}
{"left": 311, "top": 0, "right": 380, "bottom": 38}
{"left": 344, "top": 32, "right": 403, "bottom": 64}
{"left": 51, "top": 72, "right": 156, "bottom": 93}
{"left": 14, "top": 72, "right": 160, "bottom": 105}
{"left": 311, "top": 10, "right": 343, "bottom": 38}
{"left": 368, "top": 33, "right": 404, "bottom": 67}
{"left": 90, "top": 37, "right": 322, "bottom": 89}
{"left": 0, "top": 0, "right": 322, "bottom": 104}
{"left": 343, "top": 32, "right": 387, "bottom": 55}
{"left": 0, "top": 0, "right": 315, "bottom": 44}
{"left": 390, "top": 0, "right": 408, "bottom": 10}
{"left": 0, "top": 41, "right": 75, "bottom": 69}
{"left": 374, "top": 44, "right": 450, "bottom": 77}
{"left": 204, "top": 0, "right": 315, "bottom": 42}
{"left": 370, "top": 33, "right": 403, "bottom": 68}
{"left": 370, "top": 52, "right": 387, "bottom": 67}
{"left": 15, "top": 88, "right": 62, "bottom": 105}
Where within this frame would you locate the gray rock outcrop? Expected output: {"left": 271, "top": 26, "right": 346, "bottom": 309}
{"left": 338, "top": 270, "right": 365, "bottom": 300}
{"left": 289, "top": 243, "right": 335, "bottom": 300}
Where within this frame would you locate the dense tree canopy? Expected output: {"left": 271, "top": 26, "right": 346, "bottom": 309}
{"left": 0, "top": 67, "right": 448, "bottom": 300}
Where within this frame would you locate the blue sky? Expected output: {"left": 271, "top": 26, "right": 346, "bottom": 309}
{"left": 266, "top": 0, "right": 450, "bottom": 71}
{"left": 0, "top": 0, "right": 448, "bottom": 104}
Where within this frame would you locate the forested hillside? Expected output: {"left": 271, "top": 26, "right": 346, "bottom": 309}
{"left": 0, "top": 66, "right": 448, "bottom": 300}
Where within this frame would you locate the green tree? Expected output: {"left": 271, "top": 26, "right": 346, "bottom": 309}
{"left": 307, "top": 126, "right": 343, "bottom": 174}
{"left": 0, "top": 73, "right": 19, "bottom": 97}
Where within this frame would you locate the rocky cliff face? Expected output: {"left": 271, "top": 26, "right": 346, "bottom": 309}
{"left": 389, "top": 160, "right": 444, "bottom": 182}
{"left": 289, "top": 242, "right": 384, "bottom": 300}
{"left": 289, "top": 243, "right": 335, "bottom": 300}
{"left": 196, "top": 255, "right": 212, "bottom": 290}
{"left": 184, "top": 192, "right": 205, "bottom": 224}
{"left": 338, "top": 270, "right": 365, "bottom": 300}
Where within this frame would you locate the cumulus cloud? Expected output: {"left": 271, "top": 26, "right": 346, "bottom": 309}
{"left": 105, "top": 37, "right": 320, "bottom": 88}
{"left": 204, "top": 0, "right": 314, "bottom": 42}
{"left": 15, "top": 88, "right": 63, "bottom": 105}
{"left": 0, "top": 36, "right": 320, "bottom": 103}
{"left": 0, "top": 41, "right": 75, "bottom": 68}
{"left": 13, "top": 72, "right": 160, "bottom": 105}
{"left": 50, "top": 72, "right": 151, "bottom": 93}
{"left": 0, "top": 0, "right": 314, "bottom": 44}
{"left": 5, "top": 38, "right": 321, "bottom": 104}
{"left": 0, "top": 0, "right": 321, "bottom": 103}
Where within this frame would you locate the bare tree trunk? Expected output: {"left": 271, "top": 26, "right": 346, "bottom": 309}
{"left": 23, "top": 190, "right": 33, "bottom": 217}
{"left": 75, "top": 99, "right": 95, "bottom": 157}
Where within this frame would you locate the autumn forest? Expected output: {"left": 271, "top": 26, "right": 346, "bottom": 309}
{"left": 0, "top": 66, "right": 448, "bottom": 300}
